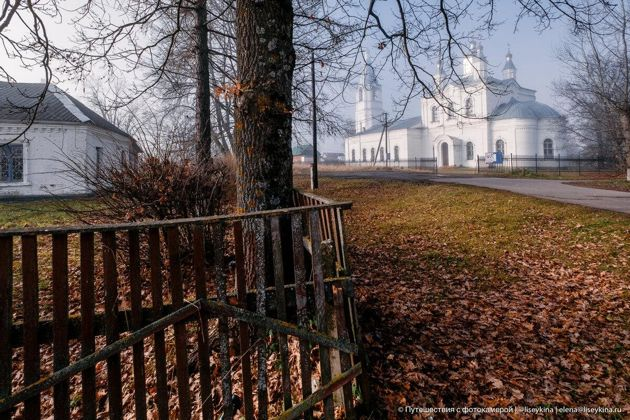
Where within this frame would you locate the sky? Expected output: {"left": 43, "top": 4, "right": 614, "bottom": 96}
{"left": 1, "top": 2, "right": 573, "bottom": 153}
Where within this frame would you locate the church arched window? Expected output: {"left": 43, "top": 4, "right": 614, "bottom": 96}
{"left": 379, "top": 147, "right": 385, "bottom": 161}
{"left": 466, "top": 142, "right": 474, "bottom": 160}
{"left": 431, "top": 106, "right": 439, "bottom": 122}
{"left": 496, "top": 139, "right": 505, "bottom": 154}
{"left": 394, "top": 145, "right": 400, "bottom": 162}
{"left": 465, "top": 97, "right": 473, "bottom": 117}
{"left": 362, "top": 148, "right": 367, "bottom": 162}
{"left": 358, "top": 87, "right": 363, "bottom": 102}
{"left": 543, "top": 138, "right": 554, "bottom": 159}
{"left": 370, "top": 147, "right": 375, "bottom": 162}
{"left": 351, "top": 149, "right": 356, "bottom": 162}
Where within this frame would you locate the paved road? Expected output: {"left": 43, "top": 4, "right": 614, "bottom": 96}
{"left": 324, "top": 171, "right": 630, "bottom": 215}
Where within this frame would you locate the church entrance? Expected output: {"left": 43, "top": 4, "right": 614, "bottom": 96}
{"left": 441, "top": 142, "right": 449, "bottom": 166}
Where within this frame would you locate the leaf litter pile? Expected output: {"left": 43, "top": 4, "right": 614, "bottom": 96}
{"left": 315, "top": 178, "right": 630, "bottom": 417}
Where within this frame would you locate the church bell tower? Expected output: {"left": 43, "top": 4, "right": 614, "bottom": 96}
{"left": 355, "top": 52, "right": 384, "bottom": 133}
{"left": 502, "top": 49, "right": 517, "bottom": 80}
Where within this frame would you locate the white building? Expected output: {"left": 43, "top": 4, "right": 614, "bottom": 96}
{"left": 346, "top": 42, "right": 566, "bottom": 168}
{"left": 0, "top": 82, "right": 140, "bottom": 197}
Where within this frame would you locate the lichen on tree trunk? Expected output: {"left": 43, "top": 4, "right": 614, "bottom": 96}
{"left": 234, "top": 0, "right": 295, "bottom": 213}
{"left": 620, "top": 112, "right": 630, "bottom": 180}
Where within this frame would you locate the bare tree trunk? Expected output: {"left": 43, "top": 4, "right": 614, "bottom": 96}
{"left": 234, "top": 0, "right": 295, "bottom": 212}
{"left": 620, "top": 112, "right": 630, "bottom": 180}
{"left": 196, "top": 0, "right": 212, "bottom": 161}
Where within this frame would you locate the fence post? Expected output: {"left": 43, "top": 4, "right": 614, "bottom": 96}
{"left": 558, "top": 154, "right": 561, "bottom": 176}
{"left": 535, "top": 154, "right": 538, "bottom": 174}
{"left": 477, "top": 155, "right": 480, "bottom": 174}
{"left": 578, "top": 154, "right": 581, "bottom": 176}
{"left": 510, "top": 153, "right": 513, "bottom": 174}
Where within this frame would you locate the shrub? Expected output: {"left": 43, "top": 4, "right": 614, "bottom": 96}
{"left": 75, "top": 152, "right": 235, "bottom": 224}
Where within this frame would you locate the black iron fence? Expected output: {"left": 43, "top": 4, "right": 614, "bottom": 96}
{"left": 319, "top": 158, "right": 439, "bottom": 173}
{"left": 476, "top": 154, "right": 620, "bottom": 175}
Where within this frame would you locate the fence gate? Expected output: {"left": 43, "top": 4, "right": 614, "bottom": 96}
{"left": 0, "top": 191, "right": 367, "bottom": 419}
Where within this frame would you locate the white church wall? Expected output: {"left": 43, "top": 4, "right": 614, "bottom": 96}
{"left": 536, "top": 119, "right": 567, "bottom": 157}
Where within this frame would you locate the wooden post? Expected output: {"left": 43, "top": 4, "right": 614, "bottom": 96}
{"left": 148, "top": 229, "right": 169, "bottom": 420}
{"left": 22, "top": 235, "right": 40, "bottom": 419}
{"left": 166, "top": 227, "right": 192, "bottom": 420}
{"left": 53, "top": 233, "right": 70, "bottom": 420}
{"left": 80, "top": 232, "right": 96, "bottom": 420}
{"left": 0, "top": 236, "right": 12, "bottom": 420}
{"left": 234, "top": 221, "right": 255, "bottom": 420}
{"left": 128, "top": 230, "right": 147, "bottom": 420}
{"left": 270, "top": 217, "right": 292, "bottom": 410}
{"left": 102, "top": 231, "right": 122, "bottom": 420}
{"left": 291, "top": 213, "right": 312, "bottom": 420}
{"left": 309, "top": 211, "right": 335, "bottom": 419}
{"left": 192, "top": 226, "right": 214, "bottom": 420}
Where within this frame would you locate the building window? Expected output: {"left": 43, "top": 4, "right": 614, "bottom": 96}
{"left": 394, "top": 145, "right": 400, "bottom": 162}
{"left": 466, "top": 142, "right": 474, "bottom": 160}
{"left": 351, "top": 149, "right": 356, "bottom": 162}
{"left": 95, "top": 147, "right": 103, "bottom": 176}
{"left": 379, "top": 147, "right": 384, "bottom": 161}
{"left": 362, "top": 148, "right": 367, "bottom": 162}
{"left": 358, "top": 87, "right": 363, "bottom": 102}
{"left": 495, "top": 139, "right": 505, "bottom": 154}
{"left": 543, "top": 138, "right": 553, "bottom": 159}
{"left": 465, "top": 97, "right": 473, "bottom": 117}
{"left": 431, "top": 106, "right": 439, "bottom": 122}
{"left": 370, "top": 147, "right": 375, "bottom": 162}
{"left": 0, "top": 144, "right": 23, "bottom": 182}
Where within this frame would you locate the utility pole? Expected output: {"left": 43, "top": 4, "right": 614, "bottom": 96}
{"left": 311, "top": 49, "right": 318, "bottom": 189}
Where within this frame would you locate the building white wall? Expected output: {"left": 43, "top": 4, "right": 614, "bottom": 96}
{"left": 0, "top": 122, "right": 135, "bottom": 197}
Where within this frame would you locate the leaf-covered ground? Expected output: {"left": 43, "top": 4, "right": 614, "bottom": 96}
{"left": 313, "top": 178, "right": 630, "bottom": 417}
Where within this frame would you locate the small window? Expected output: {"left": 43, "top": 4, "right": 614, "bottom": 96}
{"left": 394, "top": 145, "right": 400, "bottom": 162}
{"left": 495, "top": 139, "right": 505, "bottom": 154}
{"left": 0, "top": 144, "right": 23, "bottom": 182}
{"left": 465, "top": 97, "right": 473, "bottom": 117}
{"left": 351, "top": 149, "right": 356, "bottom": 162}
{"left": 96, "top": 147, "right": 103, "bottom": 176}
{"left": 431, "top": 106, "right": 439, "bottom": 122}
{"left": 362, "top": 148, "right": 367, "bottom": 162}
{"left": 466, "top": 142, "right": 474, "bottom": 160}
{"left": 543, "top": 138, "right": 553, "bottom": 159}
{"left": 370, "top": 147, "right": 375, "bottom": 162}
{"left": 379, "top": 147, "right": 384, "bottom": 161}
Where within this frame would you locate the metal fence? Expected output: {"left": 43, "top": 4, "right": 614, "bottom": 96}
{"left": 476, "top": 154, "right": 620, "bottom": 175}
{"left": 319, "top": 158, "right": 439, "bottom": 173}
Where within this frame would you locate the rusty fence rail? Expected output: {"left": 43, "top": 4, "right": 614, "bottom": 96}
{"left": 0, "top": 191, "right": 367, "bottom": 419}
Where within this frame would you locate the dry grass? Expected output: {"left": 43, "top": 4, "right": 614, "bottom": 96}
{"left": 303, "top": 177, "right": 630, "bottom": 416}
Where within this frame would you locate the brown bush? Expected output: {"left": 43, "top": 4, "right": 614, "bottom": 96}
{"left": 75, "top": 152, "right": 235, "bottom": 224}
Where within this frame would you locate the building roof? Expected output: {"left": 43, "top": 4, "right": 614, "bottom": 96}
{"left": 0, "top": 82, "right": 133, "bottom": 140}
{"left": 490, "top": 97, "right": 561, "bottom": 120}
{"left": 355, "top": 115, "right": 422, "bottom": 136}
{"left": 292, "top": 143, "right": 321, "bottom": 157}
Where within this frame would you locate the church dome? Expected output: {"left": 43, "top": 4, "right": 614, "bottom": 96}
{"left": 491, "top": 98, "right": 561, "bottom": 120}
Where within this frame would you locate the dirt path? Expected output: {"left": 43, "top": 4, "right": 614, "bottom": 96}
{"left": 324, "top": 170, "right": 630, "bottom": 214}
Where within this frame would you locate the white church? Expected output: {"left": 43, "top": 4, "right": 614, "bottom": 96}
{"left": 345, "top": 42, "right": 566, "bottom": 168}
